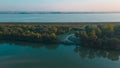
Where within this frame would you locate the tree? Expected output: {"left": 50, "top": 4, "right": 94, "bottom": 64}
{"left": 79, "top": 31, "right": 88, "bottom": 40}
{"left": 36, "top": 33, "right": 42, "bottom": 38}
{"left": 49, "top": 33, "right": 56, "bottom": 39}
{"left": 95, "top": 27, "right": 102, "bottom": 38}
{"left": 89, "top": 30, "right": 97, "bottom": 40}
{"left": 52, "top": 27, "right": 58, "bottom": 33}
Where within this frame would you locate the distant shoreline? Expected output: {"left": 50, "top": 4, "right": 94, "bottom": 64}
{"left": 0, "top": 12, "right": 120, "bottom": 14}
{"left": 0, "top": 22, "right": 120, "bottom": 24}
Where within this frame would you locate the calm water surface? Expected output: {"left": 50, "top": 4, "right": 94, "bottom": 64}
{"left": 0, "top": 41, "right": 120, "bottom": 68}
{"left": 0, "top": 13, "right": 120, "bottom": 68}
{"left": 0, "top": 13, "right": 120, "bottom": 22}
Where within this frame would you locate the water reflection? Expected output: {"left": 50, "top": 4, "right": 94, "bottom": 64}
{"left": 0, "top": 40, "right": 59, "bottom": 50}
{"left": 0, "top": 40, "right": 120, "bottom": 61}
{"left": 74, "top": 46, "right": 120, "bottom": 61}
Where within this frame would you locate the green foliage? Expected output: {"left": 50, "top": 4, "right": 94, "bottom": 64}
{"left": 75, "top": 24, "right": 120, "bottom": 50}
{"left": 89, "top": 30, "right": 97, "bottom": 40}
{"left": 0, "top": 24, "right": 71, "bottom": 43}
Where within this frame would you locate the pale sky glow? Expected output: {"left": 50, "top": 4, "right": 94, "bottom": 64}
{"left": 0, "top": 0, "right": 120, "bottom": 12}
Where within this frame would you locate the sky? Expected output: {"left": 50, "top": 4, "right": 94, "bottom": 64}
{"left": 0, "top": 0, "right": 120, "bottom": 12}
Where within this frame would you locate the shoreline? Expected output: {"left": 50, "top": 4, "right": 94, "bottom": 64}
{"left": 0, "top": 22, "right": 120, "bottom": 50}
{"left": 0, "top": 22, "right": 120, "bottom": 24}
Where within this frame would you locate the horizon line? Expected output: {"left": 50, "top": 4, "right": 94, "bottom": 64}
{"left": 0, "top": 11, "right": 120, "bottom": 14}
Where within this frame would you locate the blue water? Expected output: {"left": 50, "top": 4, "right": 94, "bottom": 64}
{"left": 0, "top": 13, "right": 120, "bottom": 22}
{"left": 0, "top": 41, "right": 120, "bottom": 68}
{"left": 1, "top": 13, "right": 120, "bottom": 68}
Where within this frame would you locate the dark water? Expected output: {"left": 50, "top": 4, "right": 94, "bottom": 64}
{"left": 0, "top": 41, "right": 120, "bottom": 68}
{"left": 1, "top": 13, "right": 120, "bottom": 22}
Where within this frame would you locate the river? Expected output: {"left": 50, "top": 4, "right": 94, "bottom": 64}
{"left": 0, "top": 41, "right": 120, "bottom": 68}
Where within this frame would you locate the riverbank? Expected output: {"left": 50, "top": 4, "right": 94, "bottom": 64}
{"left": 0, "top": 23, "right": 120, "bottom": 50}
{"left": 75, "top": 23, "right": 120, "bottom": 50}
{"left": 0, "top": 23, "right": 82, "bottom": 44}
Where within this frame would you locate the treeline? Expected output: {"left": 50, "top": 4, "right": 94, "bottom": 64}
{"left": 75, "top": 24, "right": 120, "bottom": 50}
{"left": 0, "top": 24, "right": 71, "bottom": 43}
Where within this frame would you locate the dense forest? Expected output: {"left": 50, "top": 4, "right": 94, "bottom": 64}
{"left": 0, "top": 23, "right": 72, "bottom": 43}
{"left": 1, "top": 23, "right": 120, "bottom": 50}
{"left": 75, "top": 24, "right": 120, "bottom": 50}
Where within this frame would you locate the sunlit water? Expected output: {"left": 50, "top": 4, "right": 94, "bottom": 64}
{"left": 0, "top": 41, "right": 120, "bottom": 68}
{"left": 0, "top": 13, "right": 120, "bottom": 22}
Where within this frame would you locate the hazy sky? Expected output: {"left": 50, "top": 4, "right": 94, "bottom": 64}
{"left": 0, "top": 0, "right": 120, "bottom": 12}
